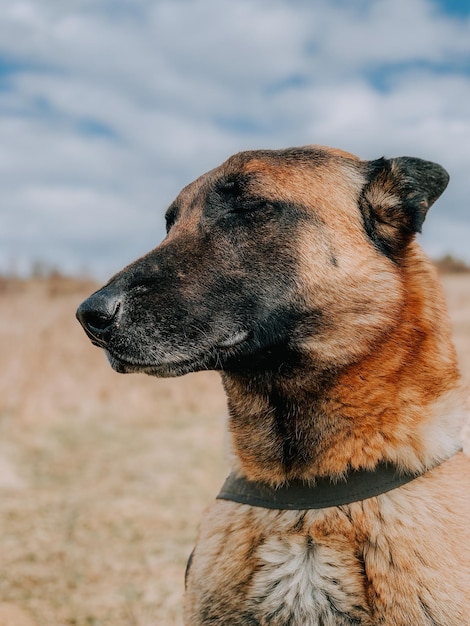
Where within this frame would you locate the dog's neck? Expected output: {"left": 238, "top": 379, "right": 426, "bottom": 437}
{"left": 222, "top": 254, "right": 461, "bottom": 485}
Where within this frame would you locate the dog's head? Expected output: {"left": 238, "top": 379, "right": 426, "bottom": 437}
{"left": 76, "top": 146, "right": 448, "bottom": 377}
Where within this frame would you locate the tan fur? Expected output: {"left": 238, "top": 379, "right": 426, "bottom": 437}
{"left": 182, "top": 147, "right": 470, "bottom": 624}
{"left": 76, "top": 144, "right": 470, "bottom": 625}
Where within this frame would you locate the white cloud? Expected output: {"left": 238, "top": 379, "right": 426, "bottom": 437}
{"left": 0, "top": 0, "right": 469, "bottom": 276}
{"left": 311, "top": 0, "right": 470, "bottom": 69}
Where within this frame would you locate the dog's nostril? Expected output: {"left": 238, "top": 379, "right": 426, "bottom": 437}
{"left": 86, "top": 309, "right": 118, "bottom": 332}
{"left": 76, "top": 292, "right": 122, "bottom": 344}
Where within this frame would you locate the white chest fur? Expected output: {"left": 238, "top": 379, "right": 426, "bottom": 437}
{"left": 248, "top": 533, "right": 367, "bottom": 625}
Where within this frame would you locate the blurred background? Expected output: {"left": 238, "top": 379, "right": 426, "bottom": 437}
{"left": 0, "top": 1, "right": 469, "bottom": 624}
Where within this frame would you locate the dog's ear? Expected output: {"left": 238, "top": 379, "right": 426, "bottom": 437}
{"left": 359, "top": 156, "right": 449, "bottom": 259}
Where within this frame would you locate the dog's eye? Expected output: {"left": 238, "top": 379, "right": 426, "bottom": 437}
{"left": 214, "top": 176, "right": 272, "bottom": 217}
{"left": 230, "top": 199, "right": 272, "bottom": 215}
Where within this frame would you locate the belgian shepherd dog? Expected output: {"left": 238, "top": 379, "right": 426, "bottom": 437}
{"left": 77, "top": 146, "right": 470, "bottom": 625}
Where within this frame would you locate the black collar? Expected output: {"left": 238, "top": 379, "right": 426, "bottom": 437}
{"left": 216, "top": 454, "right": 460, "bottom": 510}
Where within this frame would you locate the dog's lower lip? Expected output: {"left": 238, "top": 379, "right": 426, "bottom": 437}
{"left": 105, "top": 349, "right": 204, "bottom": 375}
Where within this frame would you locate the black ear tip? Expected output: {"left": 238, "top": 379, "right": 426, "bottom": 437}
{"left": 396, "top": 156, "right": 450, "bottom": 204}
{"left": 421, "top": 160, "right": 450, "bottom": 201}
{"left": 432, "top": 163, "right": 450, "bottom": 198}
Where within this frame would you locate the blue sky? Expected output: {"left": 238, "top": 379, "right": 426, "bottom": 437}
{"left": 0, "top": 0, "right": 469, "bottom": 277}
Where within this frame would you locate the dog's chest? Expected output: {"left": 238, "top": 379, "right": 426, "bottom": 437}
{"left": 246, "top": 533, "right": 367, "bottom": 625}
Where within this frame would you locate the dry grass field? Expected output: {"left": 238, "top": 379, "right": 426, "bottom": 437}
{"left": 0, "top": 272, "right": 469, "bottom": 625}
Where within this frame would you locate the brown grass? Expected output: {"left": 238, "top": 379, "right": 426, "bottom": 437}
{"left": 0, "top": 275, "right": 469, "bottom": 625}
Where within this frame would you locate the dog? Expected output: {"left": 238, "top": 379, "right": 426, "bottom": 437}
{"left": 77, "top": 146, "right": 470, "bottom": 625}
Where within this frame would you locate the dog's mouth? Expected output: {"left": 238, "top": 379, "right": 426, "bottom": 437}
{"left": 105, "top": 329, "right": 252, "bottom": 377}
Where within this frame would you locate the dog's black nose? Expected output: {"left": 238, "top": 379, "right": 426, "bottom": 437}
{"left": 76, "top": 289, "right": 122, "bottom": 346}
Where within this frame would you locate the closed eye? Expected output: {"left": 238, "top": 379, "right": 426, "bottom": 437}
{"left": 230, "top": 198, "right": 272, "bottom": 214}
{"left": 206, "top": 174, "right": 274, "bottom": 219}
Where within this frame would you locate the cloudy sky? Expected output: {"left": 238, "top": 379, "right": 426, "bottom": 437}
{"left": 1, "top": 0, "right": 469, "bottom": 277}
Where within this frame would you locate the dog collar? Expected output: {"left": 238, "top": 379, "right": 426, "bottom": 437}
{"left": 216, "top": 454, "right": 461, "bottom": 510}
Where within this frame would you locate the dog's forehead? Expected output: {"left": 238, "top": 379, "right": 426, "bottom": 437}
{"left": 174, "top": 145, "right": 366, "bottom": 220}
{"left": 229, "top": 147, "right": 366, "bottom": 214}
{"left": 221, "top": 146, "right": 362, "bottom": 185}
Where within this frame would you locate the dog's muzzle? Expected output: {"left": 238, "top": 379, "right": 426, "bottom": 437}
{"left": 76, "top": 287, "right": 122, "bottom": 348}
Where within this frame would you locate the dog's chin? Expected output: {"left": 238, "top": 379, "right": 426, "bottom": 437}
{"left": 105, "top": 351, "right": 208, "bottom": 378}
{"left": 104, "top": 330, "right": 252, "bottom": 378}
